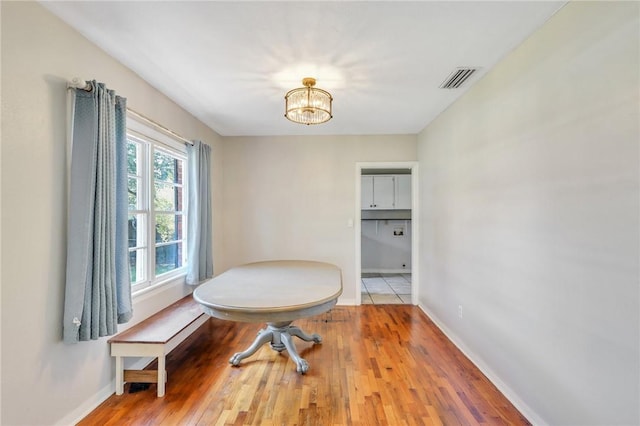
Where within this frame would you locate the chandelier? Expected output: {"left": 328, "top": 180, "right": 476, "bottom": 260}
{"left": 284, "top": 77, "right": 333, "bottom": 125}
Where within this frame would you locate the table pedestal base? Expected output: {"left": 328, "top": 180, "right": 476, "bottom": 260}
{"left": 229, "top": 321, "right": 321, "bottom": 374}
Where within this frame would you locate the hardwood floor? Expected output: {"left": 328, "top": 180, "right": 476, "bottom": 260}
{"left": 79, "top": 306, "right": 530, "bottom": 425}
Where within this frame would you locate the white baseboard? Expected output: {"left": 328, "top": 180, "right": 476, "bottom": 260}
{"left": 63, "top": 304, "right": 524, "bottom": 426}
{"left": 362, "top": 269, "right": 411, "bottom": 274}
{"left": 54, "top": 380, "right": 115, "bottom": 426}
{"left": 417, "top": 303, "right": 548, "bottom": 426}
{"left": 55, "top": 284, "right": 200, "bottom": 425}
{"left": 55, "top": 357, "right": 153, "bottom": 425}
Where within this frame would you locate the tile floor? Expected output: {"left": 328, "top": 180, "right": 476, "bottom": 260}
{"left": 361, "top": 273, "right": 412, "bottom": 304}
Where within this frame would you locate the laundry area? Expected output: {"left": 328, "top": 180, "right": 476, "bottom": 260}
{"left": 360, "top": 169, "right": 412, "bottom": 304}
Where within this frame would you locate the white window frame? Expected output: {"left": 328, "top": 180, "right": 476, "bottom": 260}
{"left": 127, "top": 117, "right": 188, "bottom": 295}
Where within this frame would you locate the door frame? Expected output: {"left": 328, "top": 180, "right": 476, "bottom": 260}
{"left": 355, "top": 161, "right": 419, "bottom": 305}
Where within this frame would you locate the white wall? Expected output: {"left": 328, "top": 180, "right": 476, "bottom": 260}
{"left": 417, "top": 2, "right": 639, "bottom": 425}
{"left": 361, "top": 219, "right": 412, "bottom": 272}
{"left": 220, "top": 135, "right": 417, "bottom": 304}
{"left": 0, "top": 3, "right": 223, "bottom": 425}
{"left": 3, "top": 1, "right": 637, "bottom": 425}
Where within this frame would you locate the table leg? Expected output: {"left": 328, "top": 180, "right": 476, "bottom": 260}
{"left": 230, "top": 328, "right": 274, "bottom": 366}
{"left": 281, "top": 331, "right": 309, "bottom": 374}
{"left": 287, "top": 325, "right": 322, "bottom": 343}
{"left": 229, "top": 322, "right": 321, "bottom": 374}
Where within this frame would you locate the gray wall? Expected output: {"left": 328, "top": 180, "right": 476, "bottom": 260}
{"left": 417, "top": 2, "right": 639, "bottom": 425}
{"left": 2, "top": 1, "right": 638, "bottom": 425}
{"left": 361, "top": 219, "right": 412, "bottom": 272}
{"left": 220, "top": 135, "right": 418, "bottom": 305}
{"left": 1, "top": 3, "right": 223, "bottom": 425}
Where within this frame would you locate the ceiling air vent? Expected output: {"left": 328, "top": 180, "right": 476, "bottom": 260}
{"left": 439, "top": 67, "right": 478, "bottom": 89}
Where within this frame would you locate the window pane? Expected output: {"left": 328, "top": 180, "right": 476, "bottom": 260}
{"left": 154, "top": 182, "right": 182, "bottom": 211}
{"left": 127, "top": 141, "right": 138, "bottom": 175}
{"left": 155, "top": 242, "right": 183, "bottom": 276}
{"left": 126, "top": 131, "right": 187, "bottom": 291}
{"left": 128, "top": 215, "right": 138, "bottom": 248}
{"left": 129, "top": 249, "right": 145, "bottom": 284}
{"left": 175, "top": 185, "right": 184, "bottom": 211}
{"left": 154, "top": 151, "right": 181, "bottom": 183}
{"left": 155, "top": 213, "right": 183, "bottom": 243}
{"left": 128, "top": 214, "right": 147, "bottom": 248}
{"left": 128, "top": 177, "right": 138, "bottom": 210}
{"left": 129, "top": 251, "right": 137, "bottom": 283}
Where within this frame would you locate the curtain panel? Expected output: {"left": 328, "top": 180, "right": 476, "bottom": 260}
{"left": 186, "top": 140, "right": 213, "bottom": 284}
{"left": 63, "top": 81, "right": 132, "bottom": 344}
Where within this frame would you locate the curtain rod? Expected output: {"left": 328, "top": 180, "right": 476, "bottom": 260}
{"left": 67, "top": 78, "right": 194, "bottom": 146}
{"left": 127, "top": 109, "right": 194, "bottom": 146}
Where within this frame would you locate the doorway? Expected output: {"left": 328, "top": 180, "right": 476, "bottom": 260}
{"left": 355, "top": 162, "right": 419, "bottom": 305}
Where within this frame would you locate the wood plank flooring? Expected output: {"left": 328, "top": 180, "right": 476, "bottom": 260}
{"left": 79, "top": 306, "right": 530, "bottom": 425}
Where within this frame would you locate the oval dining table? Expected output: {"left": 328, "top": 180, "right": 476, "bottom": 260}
{"left": 193, "top": 260, "right": 343, "bottom": 374}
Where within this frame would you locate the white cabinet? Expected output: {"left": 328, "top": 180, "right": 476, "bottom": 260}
{"left": 361, "top": 175, "right": 395, "bottom": 210}
{"left": 362, "top": 174, "right": 411, "bottom": 210}
{"left": 361, "top": 176, "right": 375, "bottom": 209}
{"left": 395, "top": 175, "right": 412, "bottom": 209}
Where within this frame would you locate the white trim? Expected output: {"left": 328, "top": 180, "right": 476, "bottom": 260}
{"left": 336, "top": 297, "right": 357, "bottom": 306}
{"left": 410, "top": 165, "right": 419, "bottom": 305}
{"left": 54, "top": 354, "right": 157, "bottom": 426}
{"left": 362, "top": 269, "right": 411, "bottom": 274}
{"left": 127, "top": 114, "right": 187, "bottom": 153}
{"left": 355, "top": 161, "right": 419, "bottom": 305}
{"left": 54, "top": 379, "right": 115, "bottom": 426}
{"left": 355, "top": 166, "right": 362, "bottom": 305}
{"left": 417, "top": 303, "right": 548, "bottom": 426}
{"left": 132, "top": 273, "right": 186, "bottom": 301}
{"left": 127, "top": 123, "right": 189, "bottom": 294}
{"left": 126, "top": 108, "right": 193, "bottom": 146}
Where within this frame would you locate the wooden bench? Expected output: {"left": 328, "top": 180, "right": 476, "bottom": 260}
{"left": 108, "top": 294, "right": 208, "bottom": 397}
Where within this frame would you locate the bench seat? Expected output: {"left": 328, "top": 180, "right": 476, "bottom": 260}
{"left": 108, "top": 294, "right": 208, "bottom": 397}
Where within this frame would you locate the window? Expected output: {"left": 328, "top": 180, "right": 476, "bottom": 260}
{"left": 127, "top": 125, "right": 188, "bottom": 293}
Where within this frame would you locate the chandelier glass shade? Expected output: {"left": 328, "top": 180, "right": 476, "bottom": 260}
{"left": 284, "top": 77, "right": 333, "bottom": 125}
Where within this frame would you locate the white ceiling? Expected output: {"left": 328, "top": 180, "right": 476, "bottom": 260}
{"left": 43, "top": 1, "right": 565, "bottom": 137}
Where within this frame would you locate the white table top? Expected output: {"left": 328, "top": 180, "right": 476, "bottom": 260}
{"left": 193, "top": 260, "right": 343, "bottom": 323}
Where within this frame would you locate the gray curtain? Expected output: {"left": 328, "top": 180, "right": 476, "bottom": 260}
{"left": 63, "top": 81, "right": 132, "bottom": 344}
{"left": 186, "top": 140, "right": 213, "bottom": 284}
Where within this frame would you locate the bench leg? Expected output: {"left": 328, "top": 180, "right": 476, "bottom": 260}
{"left": 115, "top": 356, "right": 124, "bottom": 395}
{"left": 157, "top": 355, "right": 166, "bottom": 397}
